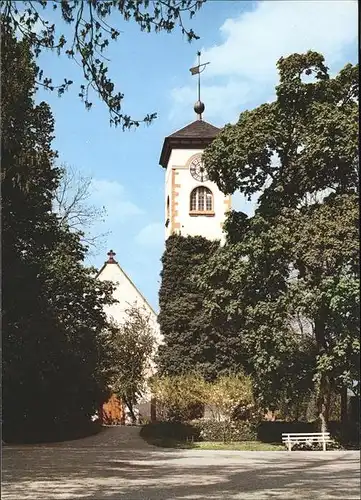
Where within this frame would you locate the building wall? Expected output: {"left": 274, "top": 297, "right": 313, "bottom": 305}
{"left": 101, "top": 394, "right": 125, "bottom": 425}
{"left": 165, "top": 148, "right": 231, "bottom": 243}
{"left": 97, "top": 262, "right": 161, "bottom": 347}
{"left": 97, "top": 262, "right": 162, "bottom": 421}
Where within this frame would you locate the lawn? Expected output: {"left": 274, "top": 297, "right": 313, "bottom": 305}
{"left": 194, "top": 441, "right": 285, "bottom": 451}
{"left": 147, "top": 438, "right": 285, "bottom": 451}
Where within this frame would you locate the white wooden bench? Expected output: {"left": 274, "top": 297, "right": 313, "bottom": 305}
{"left": 282, "top": 432, "right": 331, "bottom": 451}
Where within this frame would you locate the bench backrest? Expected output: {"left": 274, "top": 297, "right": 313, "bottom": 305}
{"left": 282, "top": 432, "right": 330, "bottom": 436}
{"left": 282, "top": 432, "right": 331, "bottom": 440}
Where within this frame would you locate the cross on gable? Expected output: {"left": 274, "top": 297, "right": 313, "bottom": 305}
{"left": 107, "top": 249, "right": 117, "bottom": 263}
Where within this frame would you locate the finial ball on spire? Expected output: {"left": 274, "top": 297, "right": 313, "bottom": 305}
{"left": 194, "top": 100, "right": 205, "bottom": 116}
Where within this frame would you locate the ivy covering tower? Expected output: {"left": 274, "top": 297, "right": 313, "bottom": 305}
{"left": 157, "top": 234, "right": 220, "bottom": 379}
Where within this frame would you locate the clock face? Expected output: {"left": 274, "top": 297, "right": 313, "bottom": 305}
{"left": 189, "top": 156, "right": 209, "bottom": 182}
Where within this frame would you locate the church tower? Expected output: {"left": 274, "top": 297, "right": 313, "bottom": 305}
{"left": 159, "top": 54, "right": 231, "bottom": 244}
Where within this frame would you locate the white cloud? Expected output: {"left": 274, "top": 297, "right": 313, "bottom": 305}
{"left": 170, "top": 0, "right": 357, "bottom": 125}
{"left": 91, "top": 179, "right": 143, "bottom": 222}
{"left": 170, "top": 80, "right": 251, "bottom": 126}
{"left": 202, "top": 1, "right": 356, "bottom": 81}
{"left": 135, "top": 222, "right": 164, "bottom": 249}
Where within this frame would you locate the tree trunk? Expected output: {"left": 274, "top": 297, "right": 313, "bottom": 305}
{"left": 123, "top": 397, "right": 137, "bottom": 424}
{"left": 340, "top": 387, "right": 348, "bottom": 425}
{"left": 314, "top": 309, "right": 329, "bottom": 431}
{"left": 319, "top": 405, "right": 327, "bottom": 433}
{"left": 316, "top": 379, "right": 329, "bottom": 432}
{"left": 324, "top": 388, "right": 331, "bottom": 423}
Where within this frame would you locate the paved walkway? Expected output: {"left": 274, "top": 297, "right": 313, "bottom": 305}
{"left": 2, "top": 426, "right": 360, "bottom": 499}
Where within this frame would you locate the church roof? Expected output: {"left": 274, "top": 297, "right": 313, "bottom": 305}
{"left": 169, "top": 120, "right": 220, "bottom": 139}
{"left": 159, "top": 119, "right": 221, "bottom": 168}
{"left": 96, "top": 251, "right": 157, "bottom": 317}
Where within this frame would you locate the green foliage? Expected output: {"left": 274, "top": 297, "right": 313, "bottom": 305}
{"left": 157, "top": 234, "right": 225, "bottom": 380}
{"left": 290, "top": 440, "right": 343, "bottom": 451}
{"left": 192, "top": 419, "right": 257, "bottom": 443}
{"left": 257, "top": 420, "right": 318, "bottom": 443}
{"left": 197, "top": 216, "right": 316, "bottom": 410}
{"left": 150, "top": 373, "right": 207, "bottom": 422}
{"left": 199, "top": 51, "right": 359, "bottom": 420}
{"left": 203, "top": 51, "right": 358, "bottom": 207}
{"left": 2, "top": 29, "right": 116, "bottom": 440}
{"left": 140, "top": 421, "right": 200, "bottom": 443}
{"left": 284, "top": 194, "right": 360, "bottom": 402}
{"left": 151, "top": 373, "right": 257, "bottom": 425}
{"left": 206, "top": 373, "right": 255, "bottom": 423}
{"left": 110, "top": 305, "right": 156, "bottom": 421}
{"left": 192, "top": 441, "right": 285, "bottom": 451}
{"left": 140, "top": 419, "right": 257, "bottom": 444}
{"left": 2, "top": 0, "right": 205, "bottom": 128}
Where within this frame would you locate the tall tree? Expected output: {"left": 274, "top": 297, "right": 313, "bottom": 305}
{"left": 1, "top": 0, "right": 205, "bottom": 128}
{"left": 197, "top": 213, "right": 317, "bottom": 411}
{"left": 204, "top": 52, "right": 358, "bottom": 206}
{"left": 200, "top": 51, "right": 359, "bottom": 421}
{"left": 110, "top": 304, "right": 156, "bottom": 423}
{"left": 157, "top": 234, "right": 243, "bottom": 381}
{"left": 2, "top": 27, "right": 116, "bottom": 440}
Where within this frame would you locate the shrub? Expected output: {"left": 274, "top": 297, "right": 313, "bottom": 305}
{"left": 138, "top": 416, "right": 151, "bottom": 426}
{"left": 257, "top": 420, "right": 318, "bottom": 443}
{"left": 151, "top": 373, "right": 256, "bottom": 423}
{"left": 192, "top": 419, "right": 257, "bottom": 442}
{"left": 140, "top": 421, "right": 200, "bottom": 443}
{"left": 290, "top": 440, "right": 343, "bottom": 451}
{"left": 328, "top": 420, "right": 360, "bottom": 447}
{"left": 257, "top": 420, "right": 354, "bottom": 446}
{"left": 207, "top": 373, "right": 254, "bottom": 423}
{"left": 150, "top": 374, "right": 207, "bottom": 422}
{"left": 232, "top": 402, "right": 262, "bottom": 423}
{"left": 4, "top": 418, "right": 102, "bottom": 444}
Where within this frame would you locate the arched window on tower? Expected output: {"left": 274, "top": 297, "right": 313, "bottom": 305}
{"left": 190, "top": 187, "right": 214, "bottom": 214}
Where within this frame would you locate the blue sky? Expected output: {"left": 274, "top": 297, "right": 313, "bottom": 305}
{"left": 33, "top": 0, "right": 357, "bottom": 311}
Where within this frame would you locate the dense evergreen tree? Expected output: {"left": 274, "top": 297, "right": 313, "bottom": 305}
{"left": 2, "top": 26, "right": 116, "bottom": 440}
{"left": 157, "top": 234, "right": 249, "bottom": 380}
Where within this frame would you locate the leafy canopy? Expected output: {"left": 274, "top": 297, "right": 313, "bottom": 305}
{"left": 2, "top": 0, "right": 205, "bottom": 128}
{"left": 203, "top": 51, "right": 358, "bottom": 212}
{"left": 110, "top": 304, "right": 157, "bottom": 421}
{"left": 151, "top": 372, "right": 255, "bottom": 423}
{"left": 2, "top": 28, "right": 117, "bottom": 439}
{"left": 199, "top": 51, "right": 359, "bottom": 417}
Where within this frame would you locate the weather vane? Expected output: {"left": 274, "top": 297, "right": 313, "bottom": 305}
{"left": 189, "top": 51, "right": 210, "bottom": 120}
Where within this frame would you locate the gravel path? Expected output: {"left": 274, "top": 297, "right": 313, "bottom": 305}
{"left": 2, "top": 426, "right": 360, "bottom": 499}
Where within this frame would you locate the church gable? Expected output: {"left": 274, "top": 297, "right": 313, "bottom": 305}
{"left": 96, "top": 250, "right": 159, "bottom": 339}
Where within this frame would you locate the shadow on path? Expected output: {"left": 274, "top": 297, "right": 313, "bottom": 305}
{"left": 3, "top": 426, "right": 360, "bottom": 499}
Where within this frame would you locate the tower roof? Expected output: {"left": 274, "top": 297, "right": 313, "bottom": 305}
{"left": 159, "top": 119, "right": 220, "bottom": 168}
{"left": 168, "top": 119, "right": 220, "bottom": 139}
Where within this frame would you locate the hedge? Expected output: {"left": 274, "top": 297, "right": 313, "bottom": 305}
{"left": 192, "top": 419, "right": 257, "bottom": 442}
{"left": 140, "top": 420, "right": 257, "bottom": 443}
